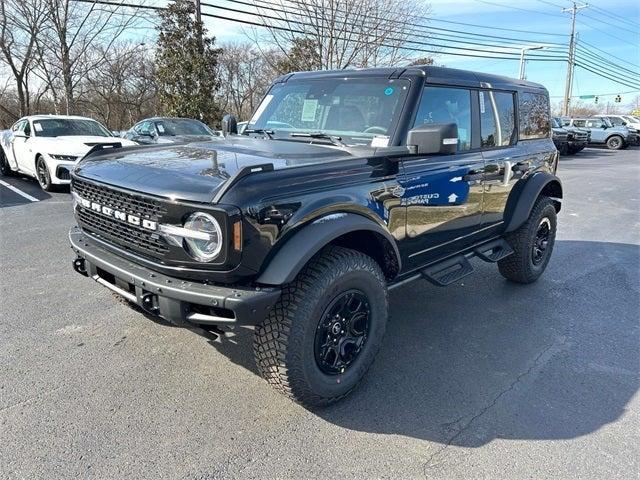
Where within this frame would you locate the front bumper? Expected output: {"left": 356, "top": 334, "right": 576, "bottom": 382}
{"left": 69, "top": 227, "right": 281, "bottom": 326}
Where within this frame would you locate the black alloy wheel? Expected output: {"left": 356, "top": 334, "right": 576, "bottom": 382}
{"left": 314, "top": 290, "right": 371, "bottom": 375}
{"left": 532, "top": 218, "right": 551, "bottom": 266}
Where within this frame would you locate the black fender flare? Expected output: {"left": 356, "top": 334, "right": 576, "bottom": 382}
{"left": 256, "top": 212, "right": 401, "bottom": 286}
{"left": 504, "top": 172, "right": 562, "bottom": 233}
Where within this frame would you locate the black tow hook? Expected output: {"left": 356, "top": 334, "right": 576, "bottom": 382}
{"left": 140, "top": 292, "right": 159, "bottom": 314}
{"left": 73, "top": 257, "right": 88, "bottom": 277}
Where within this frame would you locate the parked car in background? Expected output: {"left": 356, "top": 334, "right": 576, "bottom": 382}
{"left": 123, "top": 117, "right": 221, "bottom": 145}
{"left": 0, "top": 115, "right": 136, "bottom": 191}
{"left": 594, "top": 115, "right": 640, "bottom": 145}
{"left": 569, "top": 117, "right": 632, "bottom": 150}
{"left": 551, "top": 117, "right": 588, "bottom": 155}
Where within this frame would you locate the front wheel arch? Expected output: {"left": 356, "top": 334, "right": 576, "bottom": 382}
{"left": 256, "top": 213, "right": 401, "bottom": 286}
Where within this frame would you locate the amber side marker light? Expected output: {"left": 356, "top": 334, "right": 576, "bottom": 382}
{"left": 233, "top": 221, "right": 242, "bottom": 251}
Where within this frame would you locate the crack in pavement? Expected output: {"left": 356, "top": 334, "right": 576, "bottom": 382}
{"left": 422, "top": 338, "right": 564, "bottom": 477}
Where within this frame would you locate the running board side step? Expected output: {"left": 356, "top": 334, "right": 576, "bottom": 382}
{"left": 418, "top": 238, "right": 514, "bottom": 287}
{"left": 474, "top": 238, "right": 513, "bottom": 263}
{"left": 421, "top": 255, "right": 474, "bottom": 286}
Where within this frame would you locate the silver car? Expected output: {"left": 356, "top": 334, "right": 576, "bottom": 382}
{"left": 570, "top": 117, "right": 632, "bottom": 150}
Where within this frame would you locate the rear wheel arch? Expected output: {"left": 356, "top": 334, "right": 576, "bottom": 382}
{"left": 504, "top": 173, "right": 562, "bottom": 233}
{"left": 256, "top": 213, "right": 401, "bottom": 286}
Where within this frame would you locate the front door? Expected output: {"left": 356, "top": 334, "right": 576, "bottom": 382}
{"left": 398, "top": 85, "right": 485, "bottom": 271}
{"left": 11, "top": 120, "right": 34, "bottom": 173}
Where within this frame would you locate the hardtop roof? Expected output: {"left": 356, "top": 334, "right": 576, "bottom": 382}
{"left": 277, "top": 65, "right": 547, "bottom": 92}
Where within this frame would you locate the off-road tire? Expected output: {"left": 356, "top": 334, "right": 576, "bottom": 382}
{"left": 498, "top": 196, "right": 557, "bottom": 284}
{"left": 0, "top": 150, "right": 13, "bottom": 176}
{"left": 253, "top": 246, "right": 388, "bottom": 407}
{"left": 606, "top": 135, "right": 624, "bottom": 150}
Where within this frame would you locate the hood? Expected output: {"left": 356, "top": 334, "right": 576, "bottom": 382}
{"left": 44, "top": 136, "right": 137, "bottom": 156}
{"left": 74, "top": 135, "right": 357, "bottom": 203}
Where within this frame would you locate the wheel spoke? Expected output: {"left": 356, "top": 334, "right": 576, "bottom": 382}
{"left": 314, "top": 290, "right": 371, "bottom": 375}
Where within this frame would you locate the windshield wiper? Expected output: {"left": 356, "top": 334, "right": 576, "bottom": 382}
{"left": 289, "top": 132, "right": 347, "bottom": 147}
{"left": 244, "top": 128, "right": 274, "bottom": 139}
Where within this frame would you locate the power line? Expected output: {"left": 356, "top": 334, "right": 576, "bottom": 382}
{"left": 579, "top": 39, "right": 639, "bottom": 69}
{"left": 229, "top": 0, "right": 569, "bottom": 46}
{"left": 205, "top": 2, "right": 568, "bottom": 60}
{"left": 550, "top": 89, "right": 640, "bottom": 98}
{"left": 220, "top": 0, "right": 569, "bottom": 54}
{"left": 574, "top": 63, "right": 640, "bottom": 90}
{"left": 575, "top": 18, "right": 637, "bottom": 45}
{"left": 474, "top": 0, "right": 565, "bottom": 18}
{"left": 575, "top": 45, "right": 639, "bottom": 78}
{"left": 586, "top": 4, "right": 639, "bottom": 30}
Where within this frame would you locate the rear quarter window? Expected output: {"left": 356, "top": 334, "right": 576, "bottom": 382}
{"left": 518, "top": 92, "right": 551, "bottom": 140}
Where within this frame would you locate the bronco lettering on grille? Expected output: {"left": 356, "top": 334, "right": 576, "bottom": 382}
{"left": 75, "top": 194, "right": 157, "bottom": 231}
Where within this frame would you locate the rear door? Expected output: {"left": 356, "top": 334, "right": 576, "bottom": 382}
{"left": 398, "top": 85, "right": 485, "bottom": 271}
{"left": 479, "top": 89, "right": 526, "bottom": 227}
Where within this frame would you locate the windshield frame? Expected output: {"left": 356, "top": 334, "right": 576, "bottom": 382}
{"left": 31, "top": 118, "right": 113, "bottom": 138}
{"left": 246, "top": 76, "right": 412, "bottom": 148}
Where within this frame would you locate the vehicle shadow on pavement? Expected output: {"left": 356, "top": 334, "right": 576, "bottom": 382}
{"left": 205, "top": 239, "right": 639, "bottom": 447}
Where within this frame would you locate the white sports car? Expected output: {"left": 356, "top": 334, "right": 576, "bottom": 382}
{"left": 0, "top": 115, "right": 137, "bottom": 191}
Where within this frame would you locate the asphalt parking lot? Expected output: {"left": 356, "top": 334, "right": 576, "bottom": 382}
{"left": 1, "top": 147, "right": 639, "bottom": 479}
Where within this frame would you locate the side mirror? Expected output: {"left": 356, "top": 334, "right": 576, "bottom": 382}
{"left": 221, "top": 114, "right": 238, "bottom": 136}
{"left": 406, "top": 123, "right": 458, "bottom": 155}
{"left": 13, "top": 130, "right": 27, "bottom": 138}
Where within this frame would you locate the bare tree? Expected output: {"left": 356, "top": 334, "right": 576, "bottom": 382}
{"left": 217, "top": 42, "right": 277, "bottom": 120}
{"left": 84, "top": 42, "right": 157, "bottom": 129}
{"left": 36, "top": 0, "right": 143, "bottom": 114}
{"left": 253, "top": 0, "right": 432, "bottom": 70}
{"left": 0, "top": 0, "right": 48, "bottom": 118}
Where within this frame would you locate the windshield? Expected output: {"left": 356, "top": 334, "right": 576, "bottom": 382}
{"left": 623, "top": 115, "right": 638, "bottom": 124}
{"left": 32, "top": 119, "right": 112, "bottom": 138}
{"left": 153, "top": 119, "right": 213, "bottom": 136}
{"left": 551, "top": 118, "right": 560, "bottom": 128}
{"left": 247, "top": 78, "right": 410, "bottom": 146}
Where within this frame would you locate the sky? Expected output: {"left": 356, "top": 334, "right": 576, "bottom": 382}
{"left": 177, "top": 0, "right": 639, "bottom": 108}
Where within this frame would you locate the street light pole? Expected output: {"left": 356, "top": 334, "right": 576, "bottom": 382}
{"left": 519, "top": 46, "right": 547, "bottom": 80}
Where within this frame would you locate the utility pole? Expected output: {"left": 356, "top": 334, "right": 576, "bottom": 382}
{"left": 562, "top": 2, "right": 588, "bottom": 116}
{"left": 194, "top": 0, "right": 203, "bottom": 50}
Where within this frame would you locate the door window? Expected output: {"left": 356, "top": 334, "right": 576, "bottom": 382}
{"left": 518, "top": 92, "right": 551, "bottom": 139}
{"left": 607, "top": 116, "right": 625, "bottom": 126}
{"left": 479, "top": 90, "right": 516, "bottom": 148}
{"left": 586, "top": 120, "right": 602, "bottom": 128}
{"left": 413, "top": 86, "right": 472, "bottom": 151}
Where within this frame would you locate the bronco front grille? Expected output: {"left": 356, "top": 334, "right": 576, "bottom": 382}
{"left": 72, "top": 178, "right": 169, "bottom": 257}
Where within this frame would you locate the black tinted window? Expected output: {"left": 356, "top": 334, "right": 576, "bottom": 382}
{"left": 414, "top": 86, "right": 471, "bottom": 151}
{"left": 479, "top": 90, "right": 516, "bottom": 148}
{"left": 518, "top": 92, "right": 550, "bottom": 139}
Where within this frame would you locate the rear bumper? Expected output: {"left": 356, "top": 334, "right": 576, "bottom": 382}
{"left": 69, "top": 227, "right": 280, "bottom": 326}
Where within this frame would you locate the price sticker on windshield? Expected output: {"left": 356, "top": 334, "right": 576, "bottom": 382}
{"left": 371, "top": 135, "right": 390, "bottom": 148}
{"left": 301, "top": 99, "right": 318, "bottom": 122}
{"left": 34, "top": 123, "right": 43, "bottom": 132}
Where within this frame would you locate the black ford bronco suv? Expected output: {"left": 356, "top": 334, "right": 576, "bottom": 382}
{"left": 69, "top": 66, "right": 561, "bottom": 407}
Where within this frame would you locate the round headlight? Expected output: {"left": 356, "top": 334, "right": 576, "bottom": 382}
{"left": 183, "top": 212, "right": 222, "bottom": 262}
